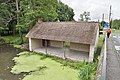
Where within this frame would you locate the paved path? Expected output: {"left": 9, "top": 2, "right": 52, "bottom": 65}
{"left": 107, "top": 33, "right": 120, "bottom": 80}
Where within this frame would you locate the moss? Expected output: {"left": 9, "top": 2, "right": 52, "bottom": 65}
{"left": 13, "top": 44, "right": 22, "bottom": 48}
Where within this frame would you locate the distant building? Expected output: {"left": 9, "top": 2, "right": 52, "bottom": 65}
{"left": 26, "top": 21, "right": 99, "bottom": 62}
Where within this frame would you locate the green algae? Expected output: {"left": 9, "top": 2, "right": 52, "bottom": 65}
{"left": 11, "top": 51, "right": 78, "bottom": 80}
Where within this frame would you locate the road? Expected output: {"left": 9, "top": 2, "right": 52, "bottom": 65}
{"left": 107, "top": 33, "right": 120, "bottom": 80}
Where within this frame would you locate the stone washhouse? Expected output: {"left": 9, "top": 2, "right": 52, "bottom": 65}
{"left": 26, "top": 21, "right": 99, "bottom": 62}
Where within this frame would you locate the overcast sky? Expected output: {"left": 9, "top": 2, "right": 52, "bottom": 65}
{"left": 60, "top": 0, "right": 120, "bottom": 22}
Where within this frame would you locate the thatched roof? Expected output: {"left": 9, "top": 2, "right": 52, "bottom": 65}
{"left": 26, "top": 21, "right": 99, "bottom": 45}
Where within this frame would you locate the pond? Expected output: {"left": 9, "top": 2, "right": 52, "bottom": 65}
{"left": 0, "top": 44, "right": 79, "bottom": 80}
{"left": 0, "top": 44, "right": 24, "bottom": 80}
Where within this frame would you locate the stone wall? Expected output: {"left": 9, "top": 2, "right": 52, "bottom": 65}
{"left": 29, "top": 38, "right": 42, "bottom": 51}
{"left": 50, "top": 40, "right": 63, "bottom": 48}
{"left": 70, "top": 42, "right": 90, "bottom": 52}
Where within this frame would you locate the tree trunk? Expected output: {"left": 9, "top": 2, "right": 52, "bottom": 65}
{"left": 16, "top": 0, "right": 23, "bottom": 44}
{"left": 13, "top": 21, "right": 16, "bottom": 36}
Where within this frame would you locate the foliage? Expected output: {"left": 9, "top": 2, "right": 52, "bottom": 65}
{"left": 94, "top": 34, "right": 104, "bottom": 60}
{"left": 1, "top": 34, "right": 27, "bottom": 44}
{"left": 100, "top": 21, "right": 106, "bottom": 27}
{"left": 78, "top": 62, "right": 97, "bottom": 80}
{"left": 19, "top": 0, "right": 57, "bottom": 32}
{"left": 57, "top": 1, "right": 74, "bottom": 21}
{"left": 14, "top": 38, "right": 23, "bottom": 45}
{"left": 0, "top": 0, "right": 16, "bottom": 35}
{"left": 0, "top": 37, "right": 5, "bottom": 43}
{"left": 18, "top": 0, "right": 74, "bottom": 32}
{"left": 79, "top": 11, "right": 90, "bottom": 22}
{"left": 112, "top": 19, "right": 120, "bottom": 29}
{"left": 0, "top": 0, "right": 74, "bottom": 36}
{"left": 86, "top": 35, "right": 104, "bottom": 80}
{"left": 99, "top": 21, "right": 106, "bottom": 33}
{"left": 64, "top": 41, "right": 70, "bottom": 47}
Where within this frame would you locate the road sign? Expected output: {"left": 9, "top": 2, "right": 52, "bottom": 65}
{"left": 104, "top": 23, "right": 108, "bottom": 28}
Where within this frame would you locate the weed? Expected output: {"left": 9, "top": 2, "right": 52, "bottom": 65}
{"left": 78, "top": 61, "right": 97, "bottom": 80}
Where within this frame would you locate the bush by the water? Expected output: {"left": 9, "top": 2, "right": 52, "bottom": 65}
{"left": 13, "top": 38, "right": 23, "bottom": 45}
{"left": 0, "top": 38, "right": 5, "bottom": 44}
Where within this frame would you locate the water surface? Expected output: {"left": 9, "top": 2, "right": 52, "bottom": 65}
{"left": 0, "top": 44, "right": 24, "bottom": 80}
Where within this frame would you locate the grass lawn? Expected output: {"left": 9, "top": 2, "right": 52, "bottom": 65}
{"left": 94, "top": 34, "right": 104, "bottom": 60}
{"left": 1, "top": 34, "right": 27, "bottom": 48}
{"left": 98, "top": 35, "right": 104, "bottom": 49}
{"left": 112, "top": 29, "right": 120, "bottom": 33}
{"left": 11, "top": 51, "right": 79, "bottom": 80}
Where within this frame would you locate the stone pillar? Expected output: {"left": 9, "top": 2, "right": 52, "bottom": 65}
{"left": 63, "top": 41, "right": 66, "bottom": 59}
{"left": 89, "top": 45, "right": 95, "bottom": 62}
{"left": 94, "top": 27, "right": 99, "bottom": 53}
{"left": 29, "top": 38, "right": 32, "bottom": 51}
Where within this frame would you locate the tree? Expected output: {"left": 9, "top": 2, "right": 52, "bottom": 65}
{"left": 100, "top": 21, "right": 106, "bottom": 27}
{"left": 19, "top": 0, "right": 58, "bottom": 32}
{"left": 79, "top": 11, "right": 90, "bottom": 22}
{"left": 0, "top": 3, "right": 9, "bottom": 34}
{"left": 0, "top": 0, "right": 16, "bottom": 35}
{"left": 19, "top": 0, "right": 74, "bottom": 32}
{"left": 80, "top": 14, "right": 84, "bottom": 21}
{"left": 15, "top": 0, "right": 23, "bottom": 44}
{"left": 112, "top": 19, "right": 120, "bottom": 29}
{"left": 57, "top": 1, "right": 74, "bottom": 21}
{"left": 0, "top": 0, "right": 75, "bottom": 38}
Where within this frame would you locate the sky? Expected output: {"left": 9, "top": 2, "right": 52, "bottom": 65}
{"left": 60, "top": 0, "right": 120, "bottom": 22}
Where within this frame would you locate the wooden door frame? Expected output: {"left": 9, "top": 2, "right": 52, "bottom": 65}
{"left": 42, "top": 39, "right": 50, "bottom": 47}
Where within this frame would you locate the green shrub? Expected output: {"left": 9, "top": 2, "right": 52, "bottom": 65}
{"left": 78, "top": 62, "right": 97, "bottom": 80}
{"left": 79, "top": 65, "right": 93, "bottom": 80}
{"left": 0, "top": 37, "right": 5, "bottom": 43}
{"left": 64, "top": 42, "right": 70, "bottom": 47}
{"left": 14, "top": 38, "right": 23, "bottom": 45}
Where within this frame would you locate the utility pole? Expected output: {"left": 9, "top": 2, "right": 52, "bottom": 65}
{"left": 102, "top": 13, "right": 104, "bottom": 21}
{"left": 109, "top": 5, "right": 112, "bottom": 28}
{"left": 98, "top": 19, "right": 99, "bottom": 22}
